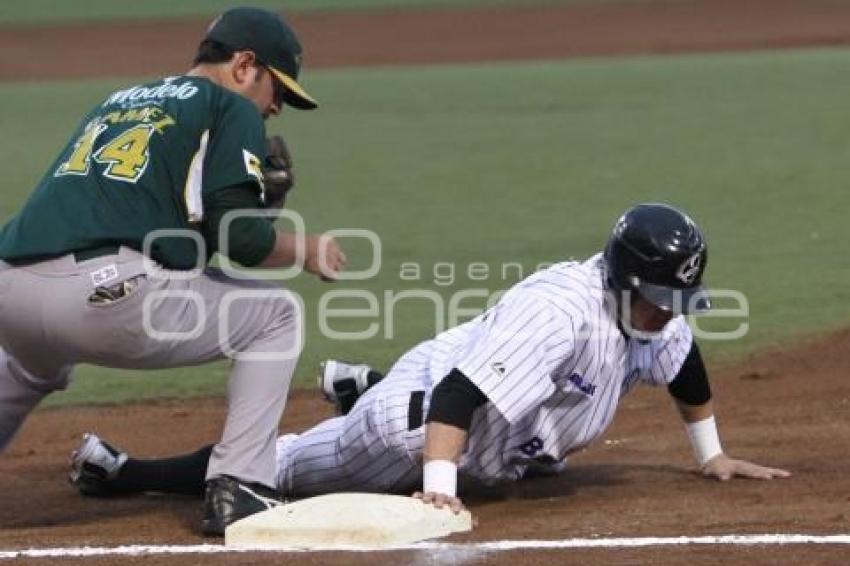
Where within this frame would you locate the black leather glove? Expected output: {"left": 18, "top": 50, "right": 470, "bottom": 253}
{"left": 263, "top": 135, "right": 295, "bottom": 209}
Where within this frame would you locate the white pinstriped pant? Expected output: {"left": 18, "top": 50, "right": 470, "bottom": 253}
{"left": 274, "top": 342, "right": 435, "bottom": 497}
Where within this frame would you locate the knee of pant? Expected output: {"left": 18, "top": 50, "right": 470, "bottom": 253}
{"left": 266, "top": 295, "right": 299, "bottom": 332}
{"left": 5, "top": 356, "right": 73, "bottom": 394}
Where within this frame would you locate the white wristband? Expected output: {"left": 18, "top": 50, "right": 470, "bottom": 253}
{"left": 422, "top": 459, "right": 457, "bottom": 497}
{"left": 686, "top": 415, "right": 723, "bottom": 466}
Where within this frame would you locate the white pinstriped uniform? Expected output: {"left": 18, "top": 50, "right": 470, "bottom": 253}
{"left": 274, "top": 254, "right": 693, "bottom": 496}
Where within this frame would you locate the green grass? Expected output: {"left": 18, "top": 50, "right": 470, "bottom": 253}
{"left": 0, "top": 0, "right": 650, "bottom": 26}
{"left": 1, "top": 47, "right": 848, "bottom": 406}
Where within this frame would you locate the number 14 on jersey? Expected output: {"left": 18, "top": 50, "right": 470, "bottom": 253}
{"left": 56, "top": 123, "right": 155, "bottom": 183}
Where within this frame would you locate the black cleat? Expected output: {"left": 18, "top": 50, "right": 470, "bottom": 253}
{"left": 201, "top": 475, "right": 282, "bottom": 536}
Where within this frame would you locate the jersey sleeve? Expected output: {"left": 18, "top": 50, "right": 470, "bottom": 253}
{"left": 639, "top": 316, "right": 694, "bottom": 386}
{"left": 454, "top": 293, "right": 575, "bottom": 424}
{"left": 201, "top": 183, "right": 276, "bottom": 266}
{"left": 202, "top": 95, "right": 267, "bottom": 197}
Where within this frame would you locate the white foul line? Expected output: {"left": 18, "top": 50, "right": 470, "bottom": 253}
{"left": 1, "top": 534, "right": 849, "bottom": 559}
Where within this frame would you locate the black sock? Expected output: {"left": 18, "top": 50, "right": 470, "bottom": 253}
{"left": 109, "top": 444, "right": 214, "bottom": 497}
{"left": 337, "top": 370, "right": 386, "bottom": 415}
{"left": 336, "top": 383, "right": 359, "bottom": 416}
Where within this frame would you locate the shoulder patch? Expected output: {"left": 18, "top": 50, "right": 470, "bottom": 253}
{"left": 242, "top": 149, "right": 266, "bottom": 196}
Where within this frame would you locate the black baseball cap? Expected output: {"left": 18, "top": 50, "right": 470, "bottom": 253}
{"left": 205, "top": 7, "right": 317, "bottom": 110}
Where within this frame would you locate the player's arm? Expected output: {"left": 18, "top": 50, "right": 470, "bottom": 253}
{"left": 201, "top": 183, "right": 346, "bottom": 279}
{"left": 259, "top": 231, "right": 347, "bottom": 280}
{"left": 668, "top": 342, "right": 791, "bottom": 481}
{"left": 414, "top": 368, "right": 487, "bottom": 514}
{"left": 256, "top": 135, "right": 346, "bottom": 278}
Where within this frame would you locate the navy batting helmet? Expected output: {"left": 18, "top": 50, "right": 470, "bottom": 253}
{"left": 604, "top": 203, "right": 710, "bottom": 314}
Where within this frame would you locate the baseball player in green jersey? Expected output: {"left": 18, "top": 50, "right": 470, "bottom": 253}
{"left": 0, "top": 7, "right": 346, "bottom": 535}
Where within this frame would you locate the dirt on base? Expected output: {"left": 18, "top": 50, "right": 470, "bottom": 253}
{"left": 1, "top": 0, "right": 849, "bottom": 563}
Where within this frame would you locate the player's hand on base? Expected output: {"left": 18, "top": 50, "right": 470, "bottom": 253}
{"left": 413, "top": 491, "right": 466, "bottom": 515}
{"left": 701, "top": 453, "right": 791, "bottom": 481}
{"left": 305, "top": 233, "right": 347, "bottom": 282}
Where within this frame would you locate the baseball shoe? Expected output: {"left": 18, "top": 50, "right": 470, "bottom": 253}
{"left": 69, "top": 433, "right": 128, "bottom": 497}
{"left": 201, "top": 476, "right": 282, "bottom": 536}
{"left": 318, "top": 359, "right": 383, "bottom": 415}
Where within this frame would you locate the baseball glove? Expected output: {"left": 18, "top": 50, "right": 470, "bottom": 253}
{"left": 263, "top": 135, "right": 295, "bottom": 209}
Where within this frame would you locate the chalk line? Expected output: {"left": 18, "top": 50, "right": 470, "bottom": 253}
{"left": 1, "top": 534, "right": 848, "bottom": 559}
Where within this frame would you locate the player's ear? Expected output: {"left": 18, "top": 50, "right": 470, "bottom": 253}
{"left": 230, "top": 50, "right": 259, "bottom": 85}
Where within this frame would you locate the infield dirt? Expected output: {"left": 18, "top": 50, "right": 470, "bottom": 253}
{"left": 4, "top": 0, "right": 850, "bottom": 80}
{"left": 1, "top": 1, "right": 848, "bottom": 564}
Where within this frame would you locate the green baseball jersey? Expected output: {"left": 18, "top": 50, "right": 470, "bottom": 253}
{"left": 0, "top": 76, "right": 271, "bottom": 270}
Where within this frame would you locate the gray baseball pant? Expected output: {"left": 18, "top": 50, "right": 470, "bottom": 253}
{"left": 0, "top": 247, "right": 300, "bottom": 488}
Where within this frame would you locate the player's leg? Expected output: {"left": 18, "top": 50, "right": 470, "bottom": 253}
{"left": 69, "top": 348, "right": 431, "bottom": 501}
{"left": 69, "top": 396, "right": 420, "bottom": 501}
{"left": 275, "top": 395, "right": 423, "bottom": 497}
{"left": 70, "top": 361, "right": 389, "bottom": 499}
{"left": 0, "top": 347, "right": 73, "bottom": 452}
{"left": 0, "top": 263, "right": 76, "bottom": 451}
{"left": 184, "top": 271, "right": 301, "bottom": 487}
{"left": 0, "top": 266, "right": 76, "bottom": 452}
{"left": 278, "top": 342, "right": 435, "bottom": 497}
{"left": 315, "top": 333, "right": 434, "bottom": 417}
{"left": 70, "top": 433, "right": 213, "bottom": 497}
{"left": 1, "top": 249, "right": 300, "bottom": 532}
{"left": 69, "top": 397, "right": 422, "bottom": 501}
{"left": 318, "top": 360, "right": 385, "bottom": 415}
{"left": 283, "top": 389, "right": 425, "bottom": 497}
{"left": 49, "top": 259, "right": 301, "bottom": 490}
{"left": 127, "top": 267, "right": 300, "bottom": 534}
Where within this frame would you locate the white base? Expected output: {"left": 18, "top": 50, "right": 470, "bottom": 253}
{"left": 225, "top": 492, "right": 473, "bottom": 550}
